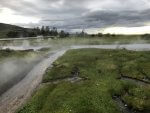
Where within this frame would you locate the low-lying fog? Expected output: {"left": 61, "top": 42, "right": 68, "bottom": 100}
{"left": 0, "top": 54, "right": 42, "bottom": 96}
{"left": 1, "top": 38, "right": 150, "bottom": 51}
{"left": 0, "top": 38, "right": 150, "bottom": 96}
{"left": 0, "top": 37, "right": 150, "bottom": 112}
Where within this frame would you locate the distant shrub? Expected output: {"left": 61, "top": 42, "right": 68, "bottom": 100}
{"left": 7, "top": 31, "right": 19, "bottom": 38}
{"left": 141, "top": 34, "right": 150, "bottom": 40}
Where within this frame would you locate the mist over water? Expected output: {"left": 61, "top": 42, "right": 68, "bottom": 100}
{"left": 1, "top": 40, "right": 50, "bottom": 51}
{"left": 0, "top": 58, "right": 38, "bottom": 85}
{"left": 0, "top": 38, "right": 150, "bottom": 92}
{"left": 0, "top": 37, "right": 150, "bottom": 51}
{"left": 0, "top": 36, "right": 149, "bottom": 49}
{"left": 0, "top": 51, "right": 43, "bottom": 96}
{"left": 0, "top": 37, "right": 150, "bottom": 112}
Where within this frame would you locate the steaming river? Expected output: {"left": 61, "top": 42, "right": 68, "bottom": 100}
{"left": 2, "top": 44, "right": 150, "bottom": 51}
{"left": 0, "top": 44, "right": 150, "bottom": 113}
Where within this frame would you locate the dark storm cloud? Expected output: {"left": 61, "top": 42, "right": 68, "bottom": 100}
{"left": 40, "top": 9, "right": 150, "bottom": 30}
{"left": 0, "top": 0, "right": 150, "bottom": 29}
{"left": 84, "top": 9, "right": 150, "bottom": 27}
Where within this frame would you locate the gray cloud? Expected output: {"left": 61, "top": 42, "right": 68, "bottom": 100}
{"left": 0, "top": 0, "right": 150, "bottom": 30}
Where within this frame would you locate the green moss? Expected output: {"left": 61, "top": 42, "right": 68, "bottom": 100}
{"left": 0, "top": 49, "right": 32, "bottom": 60}
{"left": 122, "top": 85, "right": 150, "bottom": 111}
{"left": 18, "top": 49, "right": 150, "bottom": 113}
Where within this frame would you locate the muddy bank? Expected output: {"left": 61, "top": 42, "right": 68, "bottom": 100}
{"left": 41, "top": 76, "right": 85, "bottom": 86}
{"left": 42, "top": 67, "right": 88, "bottom": 85}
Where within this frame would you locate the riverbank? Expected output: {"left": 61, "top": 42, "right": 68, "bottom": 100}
{"left": 17, "top": 48, "right": 150, "bottom": 113}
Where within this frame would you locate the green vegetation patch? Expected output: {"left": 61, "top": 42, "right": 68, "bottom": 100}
{"left": 17, "top": 49, "right": 150, "bottom": 113}
{"left": 122, "top": 85, "right": 150, "bottom": 111}
{"left": 0, "top": 49, "right": 33, "bottom": 60}
{"left": 0, "top": 49, "right": 48, "bottom": 62}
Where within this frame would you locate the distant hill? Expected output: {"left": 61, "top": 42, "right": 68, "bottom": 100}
{"left": 0, "top": 23, "right": 24, "bottom": 38}
{"left": 0, "top": 23, "right": 36, "bottom": 38}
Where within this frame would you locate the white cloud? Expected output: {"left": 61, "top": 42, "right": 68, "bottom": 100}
{"left": 0, "top": 8, "right": 40, "bottom": 24}
{"left": 102, "top": 26, "right": 150, "bottom": 34}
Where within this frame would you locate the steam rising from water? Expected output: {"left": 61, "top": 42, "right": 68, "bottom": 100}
{"left": 0, "top": 53, "right": 43, "bottom": 95}
{"left": 0, "top": 37, "right": 150, "bottom": 112}
{"left": 1, "top": 40, "right": 51, "bottom": 51}
{"left": 0, "top": 38, "right": 150, "bottom": 90}
{"left": 0, "top": 58, "right": 34, "bottom": 86}
{"left": 22, "top": 40, "right": 30, "bottom": 47}
{"left": 0, "top": 37, "right": 149, "bottom": 51}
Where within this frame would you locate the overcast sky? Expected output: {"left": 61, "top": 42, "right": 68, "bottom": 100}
{"left": 0, "top": 0, "right": 150, "bottom": 34}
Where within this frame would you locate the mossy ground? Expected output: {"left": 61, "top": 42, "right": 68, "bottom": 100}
{"left": 17, "top": 49, "right": 150, "bottom": 113}
{"left": 0, "top": 49, "right": 31, "bottom": 59}
{"left": 0, "top": 48, "right": 50, "bottom": 62}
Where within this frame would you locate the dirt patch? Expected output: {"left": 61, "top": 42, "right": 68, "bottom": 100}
{"left": 41, "top": 67, "right": 88, "bottom": 86}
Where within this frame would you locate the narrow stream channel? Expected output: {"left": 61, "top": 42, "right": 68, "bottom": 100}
{"left": 113, "top": 96, "right": 141, "bottom": 113}
{"left": 120, "top": 75, "right": 150, "bottom": 86}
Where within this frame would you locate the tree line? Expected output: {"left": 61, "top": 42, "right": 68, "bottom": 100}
{"left": 7, "top": 26, "right": 70, "bottom": 38}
